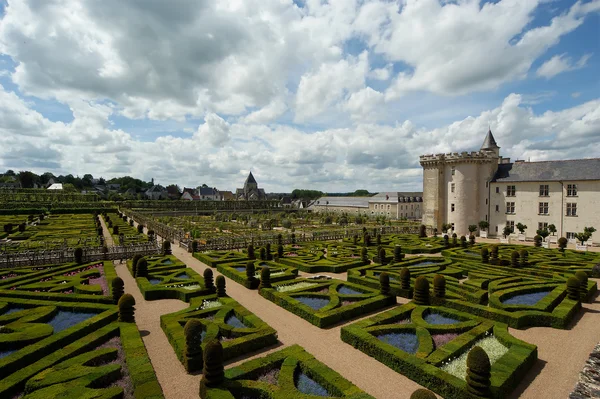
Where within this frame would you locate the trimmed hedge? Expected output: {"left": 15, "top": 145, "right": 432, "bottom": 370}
{"left": 217, "top": 260, "right": 298, "bottom": 289}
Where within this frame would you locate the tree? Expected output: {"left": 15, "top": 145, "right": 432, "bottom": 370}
{"left": 516, "top": 223, "right": 527, "bottom": 234}
{"left": 478, "top": 221, "right": 489, "bottom": 232}
{"left": 536, "top": 228, "right": 550, "bottom": 242}
{"left": 548, "top": 224, "right": 557, "bottom": 236}
{"left": 502, "top": 225, "right": 513, "bottom": 238}
{"left": 18, "top": 171, "right": 39, "bottom": 188}
{"left": 468, "top": 225, "right": 477, "bottom": 234}
{"left": 575, "top": 227, "right": 596, "bottom": 245}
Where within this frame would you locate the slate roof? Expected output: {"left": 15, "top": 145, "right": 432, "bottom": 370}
{"left": 312, "top": 197, "right": 370, "bottom": 208}
{"left": 493, "top": 159, "right": 600, "bottom": 182}
{"left": 370, "top": 192, "right": 423, "bottom": 203}
{"left": 245, "top": 172, "right": 257, "bottom": 185}
{"left": 481, "top": 129, "right": 499, "bottom": 150}
{"left": 199, "top": 187, "right": 218, "bottom": 196}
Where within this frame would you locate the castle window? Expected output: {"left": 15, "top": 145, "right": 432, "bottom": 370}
{"left": 495, "top": 205, "right": 499, "bottom": 212}
{"left": 566, "top": 232, "right": 576, "bottom": 239}
{"left": 538, "top": 222, "right": 548, "bottom": 231}
{"left": 451, "top": 183, "right": 455, "bottom": 193}
{"left": 566, "top": 203, "right": 577, "bottom": 216}
{"left": 486, "top": 181, "right": 489, "bottom": 188}
{"left": 451, "top": 166, "right": 455, "bottom": 176}
{"left": 567, "top": 184, "right": 577, "bottom": 196}
{"left": 506, "top": 202, "right": 515, "bottom": 214}
{"left": 539, "top": 185, "right": 549, "bottom": 196}
{"left": 538, "top": 202, "right": 549, "bottom": 215}
{"left": 507, "top": 185, "right": 516, "bottom": 196}
{"left": 374, "top": 204, "right": 378, "bottom": 210}
{"left": 496, "top": 187, "right": 499, "bottom": 194}
{"left": 507, "top": 221, "right": 515, "bottom": 231}
{"left": 485, "top": 199, "right": 488, "bottom": 205}
{"left": 451, "top": 203, "right": 455, "bottom": 212}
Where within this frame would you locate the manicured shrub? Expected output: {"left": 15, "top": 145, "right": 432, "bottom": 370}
{"left": 380, "top": 272, "right": 391, "bottom": 295}
{"left": 413, "top": 276, "right": 430, "bottom": 306}
{"left": 353, "top": 234, "right": 358, "bottom": 245}
{"left": 393, "top": 245, "right": 404, "bottom": 262}
{"left": 118, "top": 293, "right": 136, "bottom": 323}
{"left": 481, "top": 247, "right": 489, "bottom": 263}
{"left": 74, "top": 247, "right": 84, "bottom": 264}
{"left": 452, "top": 233, "right": 458, "bottom": 247}
{"left": 204, "top": 268, "right": 215, "bottom": 292}
{"left": 137, "top": 224, "right": 144, "bottom": 234}
{"left": 433, "top": 274, "right": 445, "bottom": 298}
{"left": 107, "top": 220, "right": 113, "bottom": 228}
{"left": 466, "top": 346, "right": 491, "bottom": 397}
{"left": 490, "top": 245, "right": 499, "bottom": 262}
{"left": 277, "top": 233, "right": 283, "bottom": 245}
{"left": 131, "top": 254, "right": 142, "bottom": 275}
{"left": 129, "top": 219, "right": 134, "bottom": 226}
{"left": 378, "top": 247, "right": 387, "bottom": 265}
{"left": 291, "top": 233, "right": 296, "bottom": 244}
{"left": 364, "top": 233, "right": 371, "bottom": 247}
{"left": 148, "top": 229, "right": 155, "bottom": 241}
{"left": 469, "top": 234, "right": 475, "bottom": 246}
{"left": 246, "top": 261, "right": 256, "bottom": 282}
{"left": 162, "top": 240, "right": 172, "bottom": 256}
{"left": 511, "top": 251, "right": 520, "bottom": 268}
{"left": 277, "top": 244, "right": 284, "bottom": 258}
{"left": 18, "top": 223, "right": 26, "bottom": 233}
{"left": 419, "top": 224, "right": 427, "bottom": 238}
{"left": 136, "top": 258, "right": 148, "bottom": 278}
{"left": 567, "top": 277, "right": 581, "bottom": 301}
{"left": 265, "top": 243, "right": 272, "bottom": 260}
{"left": 400, "top": 267, "right": 411, "bottom": 290}
{"left": 410, "top": 389, "right": 437, "bottom": 399}
{"left": 200, "top": 339, "right": 224, "bottom": 397}
{"left": 376, "top": 234, "right": 382, "bottom": 246}
{"left": 361, "top": 247, "right": 368, "bottom": 263}
{"left": 443, "top": 234, "right": 449, "bottom": 248}
{"left": 112, "top": 276, "right": 124, "bottom": 304}
{"left": 534, "top": 235, "right": 542, "bottom": 247}
{"left": 216, "top": 275, "right": 226, "bottom": 297}
{"left": 97, "top": 227, "right": 103, "bottom": 236}
{"left": 192, "top": 240, "right": 199, "bottom": 252}
{"left": 259, "top": 267, "right": 272, "bottom": 290}
{"left": 575, "top": 271, "right": 589, "bottom": 299}
{"left": 247, "top": 244, "right": 255, "bottom": 260}
{"left": 259, "top": 247, "right": 266, "bottom": 261}
{"left": 3, "top": 223, "right": 13, "bottom": 233}
{"left": 184, "top": 319, "right": 204, "bottom": 373}
{"left": 460, "top": 235, "right": 467, "bottom": 248}
{"left": 558, "top": 237, "right": 568, "bottom": 252}
{"left": 519, "top": 249, "right": 528, "bottom": 267}
{"left": 113, "top": 225, "right": 119, "bottom": 235}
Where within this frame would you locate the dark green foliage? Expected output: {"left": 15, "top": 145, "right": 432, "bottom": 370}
{"left": 534, "top": 235, "right": 542, "bottom": 247}
{"left": 111, "top": 277, "right": 124, "bottom": 304}
{"left": 361, "top": 247, "right": 368, "bottom": 263}
{"left": 192, "top": 240, "right": 199, "bottom": 252}
{"left": 3, "top": 223, "right": 13, "bottom": 233}
{"left": 466, "top": 346, "right": 491, "bottom": 397}
{"left": 118, "top": 293, "right": 136, "bottom": 322}
{"left": 393, "top": 245, "right": 403, "bottom": 262}
{"left": 97, "top": 227, "right": 103, "bottom": 236}
{"left": 452, "top": 233, "right": 458, "bottom": 247}
{"left": 353, "top": 234, "right": 358, "bottom": 245}
{"left": 443, "top": 234, "right": 449, "bottom": 248}
{"left": 74, "top": 247, "right": 84, "bottom": 264}
{"left": 469, "top": 234, "right": 475, "bottom": 246}
{"left": 216, "top": 275, "right": 226, "bottom": 297}
{"left": 379, "top": 272, "right": 390, "bottom": 295}
{"left": 259, "top": 247, "right": 266, "bottom": 261}
{"left": 137, "top": 224, "right": 144, "bottom": 234}
{"left": 129, "top": 219, "right": 134, "bottom": 226}
{"left": 481, "top": 247, "right": 489, "bottom": 263}
{"left": 410, "top": 388, "right": 437, "bottom": 399}
{"left": 247, "top": 244, "right": 255, "bottom": 260}
{"left": 575, "top": 271, "right": 588, "bottom": 299}
{"left": 400, "top": 267, "right": 411, "bottom": 290}
{"left": 107, "top": 220, "right": 113, "bottom": 228}
{"left": 460, "top": 235, "right": 467, "bottom": 248}
{"left": 18, "top": 222, "right": 26, "bottom": 233}
{"left": 265, "top": 243, "right": 272, "bottom": 260}
{"left": 567, "top": 277, "right": 581, "bottom": 301}
{"left": 511, "top": 251, "right": 520, "bottom": 268}
{"left": 200, "top": 339, "right": 224, "bottom": 395}
{"left": 378, "top": 247, "right": 387, "bottom": 265}
{"left": 184, "top": 319, "right": 203, "bottom": 373}
{"left": 136, "top": 258, "right": 148, "bottom": 278}
{"left": 112, "top": 225, "right": 119, "bottom": 235}
{"left": 414, "top": 276, "right": 430, "bottom": 305}
{"left": 433, "top": 274, "right": 445, "bottom": 298}
{"left": 291, "top": 233, "right": 296, "bottom": 244}
{"left": 148, "top": 229, "right": 155, "bottom": 241}
{"left": 490, "top": 245, "right": 499, "bottom": 261}
{"left": 364, "top": 233, "right": 371, "bottom": 246}
{"left": 376, "top": 234, "right": 382, "bottom": 246}
{"left": 204, "top": 268, "right": 215, "bottom": 292}
{"left": 519, "top": 249, "right": 528, "bottom": 267}
{"left": 419, "top": 224, "right": 427, "bottom": 238}
{"left": 131, "top": 254, "right": 142, "bottom": 277}
{"left": 162, "top": 240, "right": 172, "bottom": 256}
{"left": 259, "top": 266, "right": 271, "bottom": 290}
{"left": 277, "top": 233, "right": 282, "bottom": 245}
{"left": 558, "top": 237, "right": 568, "bottom": 252}
{"left": 246, "top": 261, "right": 256, "bottom": 282}
{"left": 277, "top": 244, "right": 284, "bottom": 258}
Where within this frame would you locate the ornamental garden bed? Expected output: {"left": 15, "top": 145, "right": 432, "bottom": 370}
{"left": 160, "top": 294, "right": 277, "bottom": 370}
{"left": 217, "top": 260, "right": 298, "bottom": 289}
{"left": 194, "top": 251, "right": 248, "bottom": 267}
{"left": 201, "top": 344, "right": 375, "bottom": 399}
{"left": 276, "top": 244, "right": 368, "bottom": 273}
{"left": 259, "top": 278, "right": 396, "bottom": 328}
{"left": 341, "top": 303, "right": 537, "bottom": 399}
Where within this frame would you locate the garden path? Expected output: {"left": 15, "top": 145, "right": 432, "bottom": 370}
{"left": 98, "top": 216, "right": 115, "bottom": 247}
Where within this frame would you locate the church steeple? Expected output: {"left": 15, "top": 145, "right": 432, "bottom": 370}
{"left": 481, "top": 127, "right": 499, "bottom": 151}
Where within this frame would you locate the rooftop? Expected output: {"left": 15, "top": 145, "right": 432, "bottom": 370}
{"left": 493, "top": 158, "right": 600, "bottom": 182}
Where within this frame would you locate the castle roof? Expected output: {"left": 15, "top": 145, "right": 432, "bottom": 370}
{"left": 481, "top": 128, "right": 499, "bottom": 150}
{"left": 493, "top": 158, "right": 600, "bottom": 182}
{"left": 245, "top": 172, "right": 257, "bottom": 185}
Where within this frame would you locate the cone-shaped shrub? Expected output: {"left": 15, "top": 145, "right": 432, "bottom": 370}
{"left": 113, "top": 226, "right": 119, "bottom": 235}
{"left": 192, "top": 240, "right": 199, "bottom": 252}
{"left": 376, "top": 234, "right": 382, "bottom": 246}
{"left": 204, "top": 269, "right": 215, "bottom": 292}
{"left": 259, "top": 247, "right": 266, "bottom": 261}
{"left": 200, "top": 339, "right": 224, "bottom": 397}
{"left": 558, "top": 237, "right": 568, "bottom": 252}
{"left": 265, "top": 243, "right": 272, "bottom": 260}
{"left": 259, "top": 267, "right": 271, "bottom": 290}
{"left": 534, "top": 235, "right": 542, "bottom": 247}
{"left": 567, "top": 277, "right": 581, "bottom": 301}
{"left": 414, "top": 276, "right": 430, "bottom": 305}
{"left": 277, "top": 234, "right": 282, "bottom": 245}
{"left": 353, "top": 235, "right": 358, "bottom": 245}
{"left": 277, "top": 244, "right": 283, "bottom": 258}
{"left": 246, "top": 261, "right": 256, "bottom": 282}
{"left": 137, "top": 224, "right": 144, "bottom": 234}
{"left": 364, "top": 234, "right": 371, "bottom": 246}
{"left": 469, "top": 234, "right": 476, "bottom": 246}
{"left": 511, "top": 250, "right": 520, "bottom": 268}
{"left": 575, "top": 271, "right": 588, "bottom": 300}
{"left": 490, "top": 245, "right": 499, "bottom": 260}
{"left": 433, "top": 274, "right": 445, "bottom": 298}
{"left": 136, "top": 258, "right": 148, "bottom": 278}
{"left": 131, "top": 254, "right": 142, "bottom": 277}
{"left": 162, "top": 240, "right": 172, "bottom": 256}
{"left": 379, "top": 272, "right": 390, "bottom": 295}
{"left": 360, "top": 247, "right": 368, "bottom": 263}
{"left": 184, "top": 319, "right": 203, "bottom": 373}
{"left": 400, "top": 267, "right": 411, "bottom": 290}
{"left": 393, "top": 245, "right": 403, "bottom": 262}
{"left": 216, "top": 275, "right": 226, "bottom": 297}
{"left": 97, "top": 227, "right": 103, "bottom": 236}
{"left": 460, "top": 235, "right": 467, "bottom": 248}
{"left": 118, "top": 294, "right": 135, "bottom": 323}
{"left": 74, "top": 247, "right": 84, "bottom": 264}
{"left": 466, "top": 346, "right": 491, "bottom": 397}
{"left": 247, "top": 244, "right": 255, "bottom": 260}
{"left": 111, "top": 277, "right": 124, "bottom": 304}
{"left": 378, "top": 247, "right": 387, "bottom": 265}
{"left": 443, "top": 235, "right": 449, "bottom": 248}
{"left": 410, "top": 389, "right": 437, "bottom": 399}
{"left": 107, "top": 220, "right": 113, "bottom": 228}
{"left": 452, "top": 233, "right": 458, "bottom": 247}
{"left": 519, "top": 249, "right": 528, "bottom": 267}
{"left": 148, "top": 230, "right": 155, "bottom": 242}
{"left": 419, "top": 224, "right": 427, "bottom": 238}
{"left": 481, "top": 247, "right": 489, "bottom": 263}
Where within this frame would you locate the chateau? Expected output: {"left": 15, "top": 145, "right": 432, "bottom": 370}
{"left": 420, "top": 130, "right": 599, "bottom": 241}
{"left": 311, "top": 192, "right": 423, "bottom": 220}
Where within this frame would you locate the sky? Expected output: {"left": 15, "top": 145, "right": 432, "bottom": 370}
{"left": 0, "top": 0, "right": 599, "bottom": 193}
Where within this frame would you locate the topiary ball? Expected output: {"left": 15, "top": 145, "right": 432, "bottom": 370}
{"left": 410, "top": 388, "right": 437, "bottom": 399}
{"left": 567, "top": 276, "right": 581, "bottom": 301}
{"left": 400, "top": 267, "right": 411, "bottom": 290}
{"left": 575, "top": 271, "right": 588, "bottom": 300}
{"left": 246, "top": 261, "right": 255, "bottom": 281}
{"left": 183, "top": 319, "right": 203, "bottom": 373}
{"left": 111, "top": 277, "right": 124, "bottom": 304}
{"left": 413, "top": 276, "right": 430, "bottom": 306}
{"left": 200, "top": 339, "right": 224, "bottom": 396}
{"left": 203, "top": 268, "right": 215, "bottom": 292}
{"left": 258, "top": 266, "right": 272, "bottom": 290}
{"left": 433, "top": 274, "right": 445, "bottom": 298}
{"left": 136, "top": 258, "right": 148, "bottom": 278}
{"left": 216, "top": 275, "right": 226, "bottom": 297}
{"left": 466, "top": 346, "right": 491, "bottom": 397}
{"left": 379, "top": 272, "right": 390, "bottom": 296}
{"left": 118, "top": 294, "right": 135, "bottom": 323}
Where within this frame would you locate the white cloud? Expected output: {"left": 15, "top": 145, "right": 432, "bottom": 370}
{"left": 194, "top": 113, "right": 231, "bottom": 147}
{"left": 536, "top": 53, "right": 592, "bottom": 79}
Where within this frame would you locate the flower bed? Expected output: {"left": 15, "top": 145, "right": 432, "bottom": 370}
{"left": 216, "top": 260, "right": 298, "bottom": 289}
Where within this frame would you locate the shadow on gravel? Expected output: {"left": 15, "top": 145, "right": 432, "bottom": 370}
{"left": 508, "top": 358, "right": 548, "bottom": 399}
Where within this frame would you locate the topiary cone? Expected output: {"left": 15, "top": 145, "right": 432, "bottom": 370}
{"left": 245, "top": 261, "right": 255, "bottom": 282}
{"left": 410, "top": 388, "right": 437, "bottom": 399}
{"left": 511, "top": 250, "right": 520, "bottom": 268}
{"left": 136, "top": 258, "right": 148, "bottom": 278}
{"left": 393, "top": 245, "right": 403, "bottom": 262}
{"left": 575, "top": 271, "right": 588, "bottom": 300}
{"left": 433, "top": 274, "right": 445, "bottom": 298}
{"left": 567, "top": 277, "right": 581, "bottom": 301}
{"left": 466, "top": 346, "right": 491, "bottom": 397}
{"left": 74, "top": 247, "right": 84, "bottom": 264}
{"left": 379, "top": 272, "right": 390, "bottom": 295}
{"left": 400, "top": 267, "right": 411, "bottom": 290}
{"left": 413, "top": 276, "right": 430, "bottom": 306}
{"left": 481, "top": 247, "right": 489, "bottom": 263}
{"left": 258, "top": 266, "right": 271, "bottom": 290}
{"left": 203, "top": 268, "right": 215, "bottom": 292}
{"left": 111, "top": 277, "right": 124, "bottom": 304}
{"left": 183, "top": 319, "right": 203, "bottom": 373}
{"left": 216, "top": 275, "right": 226, "bottom": 297}
{"left": 118, "top": 294, "right": 135, "bottom": 323}
{"left": 199, "top": 339, "right": 224, "bottom": 397}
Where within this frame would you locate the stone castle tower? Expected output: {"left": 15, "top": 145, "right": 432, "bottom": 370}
{"left": 419, "top": 129, "right": 501, "bottom": 235}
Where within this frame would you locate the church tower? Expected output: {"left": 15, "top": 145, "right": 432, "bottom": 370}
{"left": 243, "top": 171, "right": 258, "bottom": 195}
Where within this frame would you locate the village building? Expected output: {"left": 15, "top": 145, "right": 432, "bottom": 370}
{"left": 235, "top": 172, "right": 266, "bottom": 200}
{"left": 310, "top": 192, "right": 423, "bottom": 220}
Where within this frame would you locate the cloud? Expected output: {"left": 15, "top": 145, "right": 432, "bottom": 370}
{"left": 536, "top": 53, "right": 592, "bottom": 79}
{"left": 194, "top": 113, "right": 231, "bottom": 147}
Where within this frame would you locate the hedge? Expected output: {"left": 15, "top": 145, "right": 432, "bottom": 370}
{"left": 217, "top": 260, "right": 298, "bottom": 289}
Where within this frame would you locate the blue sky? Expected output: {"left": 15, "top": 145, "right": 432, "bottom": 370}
{"left": 0, "top": 0, "right": 598, "bottom": 192}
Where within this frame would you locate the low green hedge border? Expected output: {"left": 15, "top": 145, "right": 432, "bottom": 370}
{"left": 193, "top": 251, "right": 248, "bottom": 267}
{"left": 217, "top": 260, "right": 298, "bottom": 289}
